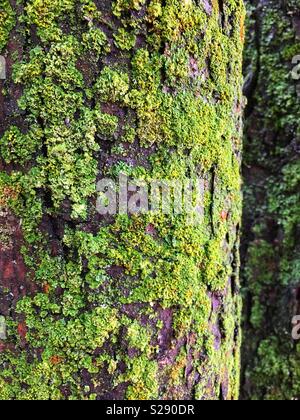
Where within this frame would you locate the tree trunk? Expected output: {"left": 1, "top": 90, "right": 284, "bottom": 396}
{"left": 242, "top": 0, "right": 300, "bottom": 400}
{"left": 0, "top": 0, "right": 245, "bottom": 400}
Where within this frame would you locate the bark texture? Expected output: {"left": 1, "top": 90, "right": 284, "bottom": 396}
{"left": 0, "top": 0, "right": 244, "bottom": 400}
{"left": 242, "top": 0, "right": 300, "bottom": 400}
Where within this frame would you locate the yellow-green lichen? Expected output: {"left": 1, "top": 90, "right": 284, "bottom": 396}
{"left": 0, "top": 0, "right": 15, "bottom": 52}
{"left": 0, "top": 0, "right": 245, "bottom": 400}
{"left": 114, "top": 28, "right": 136, "bottom": 51}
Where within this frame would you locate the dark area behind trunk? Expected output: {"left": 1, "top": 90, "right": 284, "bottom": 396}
{"left": 241, "top": 0, "right": 300, "bottom": 400}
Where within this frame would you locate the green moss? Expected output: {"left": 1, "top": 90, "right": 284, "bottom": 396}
{"left": 242, "top": 1, "right": 300, "bottom": 400}
{"left": 114, "top": 28, "right": 136, "bottom": 51}
{"left": 0, "top": 0, "right": 244, "bottom": 400}
{"left": 95, "top": 110, "right": 119, "bottom": 136}
{"left": 82, "top": 28, "right": 110, "bottom": 58}
{"left": 10, "top": 32, "right": 116, "bottom": 218}
{"left": 0, "top": 304, "right": 120, "bottom": 400}
{"left": 80, "top": 0, "right": 102, "bottom": 22}
{"left": 0, "top": 126, "right": 43, "bottom": 164}
{"left": 117, "top": 320, "right": 159, "bottom": 399}
{"left": 0, "top": 0, "right": 15, "bottom": 52}
{"left": 113, "top": 0, "right": 146, "bottom": 18}
{"left": 121, "top": 125, "right": 136, "bottom": 143}
{"left": 247, "top": 337, "right": 300, "bottom": 400}
{"left": 125, "top": 358, "right": 159, "bottom": 400}
{"left": 24, "top": 0, "right": 76, "bottom": 28}
{"left": 95, "top": 67, "right": 130, "bottom": 103}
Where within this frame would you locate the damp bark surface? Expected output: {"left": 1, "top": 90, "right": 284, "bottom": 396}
{"left": 242, "top": 0, "right": 300, "bottom": 401}
{"left": 0, "top": 0, "right": 244, "bottom": 400}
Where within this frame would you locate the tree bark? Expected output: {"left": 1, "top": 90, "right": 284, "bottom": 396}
{"left": 0, "top": 0, "right": 244, "bottom": 400}
{"left": 242, "top": 0, "right": 300, "bottom": 400}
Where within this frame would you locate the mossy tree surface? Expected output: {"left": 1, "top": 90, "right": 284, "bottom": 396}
{"left": 0, "top": 0, "right": 244, "bottom": 400}
{"left": 242, "top": 0, "right": 300, "bottom": 400}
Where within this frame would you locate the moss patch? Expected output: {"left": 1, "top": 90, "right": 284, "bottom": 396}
{"left": 0, "top": 0, "right": 244, "bottom": 400}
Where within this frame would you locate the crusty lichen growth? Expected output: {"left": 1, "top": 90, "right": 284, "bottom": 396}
{"left": 0, "top": 0, "right": 245, "bottom": 400}
{"left": 242, "top": 0, "right": 300, "bottom": 400}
